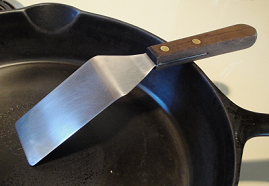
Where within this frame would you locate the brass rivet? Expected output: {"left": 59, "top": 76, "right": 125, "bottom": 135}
{"left": 192, "top": 39, "right": 201, "bottom": 45}
{"left": 160, "top": 46, "right": 170, "bottom": 52}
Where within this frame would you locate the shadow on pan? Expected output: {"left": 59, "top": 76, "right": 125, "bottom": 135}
{"left": 1, "top": 2, "right": 269, "bottom": 186}
{"left": 0, "top": 62, "right": 189, "bottom": 185}
{"left": 38, "top": 87, "right": 172, "bottom": 165}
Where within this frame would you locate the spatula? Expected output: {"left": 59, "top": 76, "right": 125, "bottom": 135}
{"left": 15, "top": 24, "right": 257, "bottom": 166}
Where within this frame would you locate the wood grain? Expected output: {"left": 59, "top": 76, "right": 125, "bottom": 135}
{"left": 146, "top": 24, "right": 257, "bottom": 69}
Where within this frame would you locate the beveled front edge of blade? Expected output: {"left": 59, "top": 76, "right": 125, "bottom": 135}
{"left": 15, "top": 54, "right": 155, "bottom": 166}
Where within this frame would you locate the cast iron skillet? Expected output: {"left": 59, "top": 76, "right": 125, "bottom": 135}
{"left": 0, "top": 3, "right": 268, "bottom": 186}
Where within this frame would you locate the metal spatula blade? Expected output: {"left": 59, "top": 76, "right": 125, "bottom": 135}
{"left": 15, "top": 24, "right": 257, "bottom": 166}
{"left": 15, "top": 54, "right": 155, "bottom": 166}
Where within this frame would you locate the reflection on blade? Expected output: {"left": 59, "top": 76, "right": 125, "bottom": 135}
{"left": 15, "top": 54, "right": 155, "bottom": 166}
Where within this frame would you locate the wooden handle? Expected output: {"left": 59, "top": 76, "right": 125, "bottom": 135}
{"left": 146, "top": 24, "right": 257, "bottom": 69}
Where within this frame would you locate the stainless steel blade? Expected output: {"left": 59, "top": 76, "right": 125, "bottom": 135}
{"left": 15, "top": 54, "right": 155, "bottom": 166}
{"left": 15, "top": 24, "right": 257, "bottom": 166}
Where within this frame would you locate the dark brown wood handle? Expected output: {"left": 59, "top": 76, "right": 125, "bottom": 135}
{"left": 146, "top": 24, "right": 257, "bottom": 69}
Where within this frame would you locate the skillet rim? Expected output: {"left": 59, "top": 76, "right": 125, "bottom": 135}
{"left": 0, "top": 3, "right": 243, "bottom": 185}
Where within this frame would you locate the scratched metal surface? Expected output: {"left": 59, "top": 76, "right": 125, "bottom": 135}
{"left": 5, "top": 0, "right": 269, "bottom": 185}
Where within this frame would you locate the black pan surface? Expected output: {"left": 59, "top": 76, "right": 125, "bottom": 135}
{"left": 0, "top": 3, "right": 255, "bottom": 186}
{"left": 1, "top": 62, "right": 192, "bottom": 185}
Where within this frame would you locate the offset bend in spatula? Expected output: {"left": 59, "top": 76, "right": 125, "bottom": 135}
{"left": 15, "top": 24, "right": 257, "bottom": 166}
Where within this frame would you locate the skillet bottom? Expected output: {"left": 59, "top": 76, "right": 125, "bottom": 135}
{"left": 0, "top": 62, "right": 190, "bottom": 185}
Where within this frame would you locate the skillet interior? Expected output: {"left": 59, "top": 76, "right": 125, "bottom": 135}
{"left": 0, "top": 3, "right": 235, "bottom": 185}
{"left": 0, "top": 62, "right": 190, "bottom": 185}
